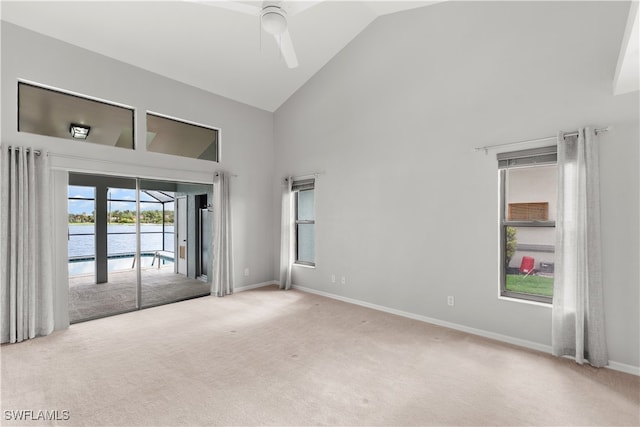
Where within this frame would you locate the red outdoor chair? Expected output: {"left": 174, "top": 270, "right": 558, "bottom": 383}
{"left": 519, "top": 256, "right": 535, "bottom": 278}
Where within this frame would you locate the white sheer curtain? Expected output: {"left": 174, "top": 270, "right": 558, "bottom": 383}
{"left": 1, "top": 146, "right": 54, "bottom": 343}
{"left": 279, "top": 177, "right": 293, "bottom": 290}
{"left": 212, "top": 172, "right": 234, "bottom": 297}
{"left": 552, "top": 128, "right": 608, "bottom": 367}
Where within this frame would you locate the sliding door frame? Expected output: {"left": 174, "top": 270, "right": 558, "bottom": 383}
{"left": 67, "top": 172, "right": 214, "bottom": 323}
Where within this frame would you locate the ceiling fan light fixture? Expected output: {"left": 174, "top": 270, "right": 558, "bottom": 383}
{"left": 261, "top": 6, "right": 287, "bottom": 35}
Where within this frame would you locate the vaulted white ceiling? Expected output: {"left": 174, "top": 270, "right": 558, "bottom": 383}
{"left": 3, "top": 1, "right": 636, "bottom": 110}
{"left": 614, "top": 0, "right": 639, "bottom": 95}
{"left": 1, "top": 0, "right": 441, "bottom": 112}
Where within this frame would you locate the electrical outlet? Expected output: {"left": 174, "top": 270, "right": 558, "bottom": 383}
{"left": 244, "top": 268, "right": 250, "bottom": 277}
{"left": 447, "top": 296, "right": 454, "bottom": 306}
{"left": 341, "top": 276, "right": 346, "bottom": 285}
{"left": 331, "top": 274, "right": 336, "bottom": 283}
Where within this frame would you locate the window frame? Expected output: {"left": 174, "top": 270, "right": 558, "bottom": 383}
{"left": 18, "top": 81, "right": 135, "bottom": 149}
{"left": 498, "top": 146, "right": 556, "bottom": 304}
{"left": 146, "top": 111, "right": 220, "bottom": 163}
{"left": 292, "top": 180, "right": 315, "bottom": 267}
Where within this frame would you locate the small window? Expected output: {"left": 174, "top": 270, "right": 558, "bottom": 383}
{"left": 498, "top": 147, "right": 556, "bottom": 303}
{"left": 146, "top": 113, "right": 219, "bottom": 162}
{"left": 293, "top": 179, "right": 315, "bottom": 266}
{"left": 18, "top": 82, "right": 134, "bottom": 149}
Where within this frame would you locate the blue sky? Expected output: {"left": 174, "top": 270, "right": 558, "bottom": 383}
{"left": 68, "top": 186, "right": 174, "bottom": 215}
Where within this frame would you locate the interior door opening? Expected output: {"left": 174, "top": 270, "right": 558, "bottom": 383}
{"left": 176, "top": 196, "right": 188, "bottom": 277}
{"left": 196, "top": 194, "right": 210, "bottom": 281}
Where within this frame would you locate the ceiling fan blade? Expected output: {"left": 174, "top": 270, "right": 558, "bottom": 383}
{"left": 276, "top": 30, "right": 298, "bottom": 69}
{"left": 284, "top": 1, "right": 321, "bottom": 17}
{"left": 191, "top": 0, "right": 261, "bottom": 16}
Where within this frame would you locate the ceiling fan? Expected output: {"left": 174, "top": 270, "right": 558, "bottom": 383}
{"left": 198, "top": 1, "right": 320, "bottom": 69}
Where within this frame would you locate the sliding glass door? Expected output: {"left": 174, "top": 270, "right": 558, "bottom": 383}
{"left": 139, "top": 179, "right": 212, "bottom": 308}
{"left": 68, "top": 186, "right": 97, "bottom": 323}
{"left": 68, "top": 173, "right": 213, "bottom": 323}
{"left": 68, "top": 176, "right": 139, "bottom": 322}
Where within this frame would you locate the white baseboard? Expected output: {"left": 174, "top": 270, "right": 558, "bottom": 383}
{"left": 607, "top": 361, "right": 640, "bottom": 376}
{"left": 291, "top": 284, "right": 639, "bottom": 376}
{"left": 235, "top": 281, "right": 277, "bottom": 293}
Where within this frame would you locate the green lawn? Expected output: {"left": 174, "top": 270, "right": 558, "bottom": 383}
{"left": 506, "top": 274, "right": 554, "bottom": 297}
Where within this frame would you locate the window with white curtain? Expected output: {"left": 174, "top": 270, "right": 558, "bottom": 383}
{"left": 498, "top": 147, "right": 557, "bottom": 303}
{"left": 293, "top": 178, "right": 315, "bottom": 266}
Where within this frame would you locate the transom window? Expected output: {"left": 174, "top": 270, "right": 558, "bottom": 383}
{"left": 146, "top": 113, "right": 219, "bottom": 162}
{"left": 498, "top": 147, "right": 557, "bottom": 303}
{"left": 18, "top": 82, "right": 134, "bottom": 149}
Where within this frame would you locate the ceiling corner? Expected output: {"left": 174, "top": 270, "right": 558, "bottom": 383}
{"left": 613, "top": 0, "right": 639, "bottom": 95}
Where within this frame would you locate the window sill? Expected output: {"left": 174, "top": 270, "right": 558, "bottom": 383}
{"left": 498, "top": 295, "right": 552, "bottom": 308}
{"left": 293, "top": 263, "right": 315, "bottom": 269}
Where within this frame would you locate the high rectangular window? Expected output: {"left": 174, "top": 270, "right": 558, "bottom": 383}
{"left": 18, "top": 82, "right": 134, "bottom": 149}
{"left": 146, "top": 113, "right": 219, "bottom": 162}
{"left": 498, "top": 147, "right": 556, "bottom": 303}
{"left": 293, "top": 179, "right": 315, "bottom": 266}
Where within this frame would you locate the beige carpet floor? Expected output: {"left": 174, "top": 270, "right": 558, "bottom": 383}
{"left": 1, "top": 285, "right": 638, "bottom": 426}
{"left": 69, "top": 267, "right": 211, "bottom": 322}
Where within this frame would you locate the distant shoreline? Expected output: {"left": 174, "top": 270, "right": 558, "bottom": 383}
{"left": 68, "top": 223, "right": 174, "bottom": 226}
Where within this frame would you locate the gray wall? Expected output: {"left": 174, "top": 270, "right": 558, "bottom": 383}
{"left": 273, "top": 2, "right": 639, "bottom": 367}
{"left": 2, "top": 22, "right": 276, "bottom": 328}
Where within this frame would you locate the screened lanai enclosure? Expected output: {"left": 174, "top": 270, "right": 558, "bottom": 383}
{"left": 68, "top": 173, "right": 213, "bottom": 323}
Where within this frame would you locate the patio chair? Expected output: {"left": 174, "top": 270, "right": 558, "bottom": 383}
{"left": 152, "top": 251, "right": 174, "bottom": 269}
{"left": 519, "top": 256, "right": 535, "bottom": 278}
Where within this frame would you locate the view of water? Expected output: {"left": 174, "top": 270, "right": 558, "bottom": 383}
{"left": 68, "top": 224, "right": 174, "bottom": 258}
{"left": 68, "top": 254, "right": 172, "bottom": 276}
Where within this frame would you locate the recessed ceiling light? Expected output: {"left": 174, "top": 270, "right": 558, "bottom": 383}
{"left": 69, "top": 124, "right": 90, "bottom": 140}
